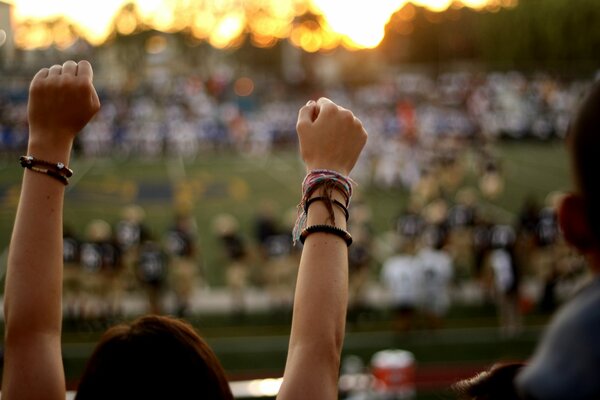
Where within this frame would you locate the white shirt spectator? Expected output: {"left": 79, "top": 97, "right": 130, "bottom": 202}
{"left": 489, "top": 248, "right": 515, "bottom": 293}
{"left": 381, "top": 255, "right": 421, "bottom": 308}
{"left": 416, "top": 247, "right": 453, "bottom": 316}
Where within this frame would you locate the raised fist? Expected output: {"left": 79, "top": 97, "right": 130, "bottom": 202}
{"left": 296, "top": 97, "right": 367, "bottom": 176}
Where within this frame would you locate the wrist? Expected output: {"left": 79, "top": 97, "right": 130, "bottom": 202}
{"left": 27, "top": 137, "right": 73, "bottom": 166}
{"left": 305, "top": 164, "right": 349, "bottom": 177}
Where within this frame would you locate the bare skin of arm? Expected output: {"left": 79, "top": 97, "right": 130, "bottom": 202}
{"left": 278, "top": 98, "right": 368, "bottom": 400}
{"left": 2, "top": 60, "right": 100, "bottom": 400}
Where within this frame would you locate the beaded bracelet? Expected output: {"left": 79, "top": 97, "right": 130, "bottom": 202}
{"left": 305, "top": 196, "right": 349, "bottom": 221}
{"left": 293, "top": 169, "right": 355, "bottom": 245}
{"left": 300, "top": 224, "right": 353, "bottom": 247}
{"left": 19, "top": 155, "right": 73, "bottom": 185}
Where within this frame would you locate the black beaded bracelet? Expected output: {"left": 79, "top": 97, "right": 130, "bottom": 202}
{"left": 300, "top": 224, "right": 353, "bottom": 247}
{"left": 305, "top": 196, "right": 349, "bottom": 221}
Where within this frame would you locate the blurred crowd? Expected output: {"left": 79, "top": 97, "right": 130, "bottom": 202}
{"left": 2, "top": 69, "right": 595, "bottom": 332}
{"left": 0, "top": 70, "right": 590, "bottom": 161}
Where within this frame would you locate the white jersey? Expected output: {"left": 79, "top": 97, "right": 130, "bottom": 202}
{"left": 416, "top": 248, "right": 453, "bottom": 315}
{"left": 381, "top": 255, "right": 421, "bottom": 307}
{"left": 489, "top": 248, "right": 515, "bottom": 293}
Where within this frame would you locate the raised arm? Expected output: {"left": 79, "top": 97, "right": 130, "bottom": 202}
{"left": 278, "top": 98, "right": 367, "bottom": 400}
{"left": 2, "top": 60, "right": 100, "bottom": 400}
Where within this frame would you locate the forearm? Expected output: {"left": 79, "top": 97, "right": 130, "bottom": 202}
{"left": 283, "top": 190, "right": 349, "bottom": 393}
{"left": 4, "top": 140, "right": 71, "bottom": 335}
{"left": 279, "top": 98, "right": 366, "bottom": 400}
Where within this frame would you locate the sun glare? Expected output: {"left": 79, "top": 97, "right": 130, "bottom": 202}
{"left": 310, "top": 0, "right": 407, "bottom": 48}
{"left": 12, "top": 0, "right": 127, "bottom": 47}
{"left": 9, "top": 0, "right": 517, "bottom": 51}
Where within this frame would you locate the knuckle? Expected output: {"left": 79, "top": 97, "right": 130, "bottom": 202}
{"left": 296, "top": 119, "right": 310, "bottom": 132}
{"left": 29, "top": 79, "right": 44, "bottom": 95}
{"left": 341, "top": 109, "right": 354, "bottom": 120}
{"left": 320, "top": 102, "right": 337, "bottom": 116}
{"left": 339, "top": 109, "right": 354, "bottom": 124}
{"left": 353, "top": 117, "right": 364, "bottom": 130}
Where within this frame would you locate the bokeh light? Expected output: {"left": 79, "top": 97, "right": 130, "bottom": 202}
{"left": 145, "top": 35, "right": 167, "bottom": 54}
{"left": 310, "top": 0, "right": 406, "bottom": 49}
{"left": 234, "top": 77, "right": 255, "bottom": 97}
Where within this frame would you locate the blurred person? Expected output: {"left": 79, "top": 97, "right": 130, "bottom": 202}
{"left": 516, "top": 81, "right": 600, "bottom": 399}
{"left": 395, "top": 200, "right": 426, "bottom": 250}
{"left": 115, "top": 204, "right": 149, "bottom": 291}
{"left": 478, "top": 149, "right": 504, "bottom": 200}
{"left": 484, "top": 224, "right": 522, "bottom": 338}
{"left": 416, "top": 225, "right": 454, "bottom": 329}
{"left": 262, "top": 229, "right": 295, "bottom": 313}
{"left": 447, "top": 188, "right": 479, "bottom": 278}
{"left": 374, "top": 139, "right": 403, "bottom": 188}
{"left": 2, "top": 61, "right": 367, "bottom": 400}
{"left": 80, "top": 219, "right": 122, "bottom": 321}
{"left": 412, "top": 166, "right": 441, "bottom": 205}
{"left": 530, "top": 192, "right": 562, "bottom": 279}
{"left": 254, "top": 200, "right": 281, "bottom": 259}
{"left": 472, "top": 215, "right": 494, "bottom": 280}
{"left": 515, "top": 196, "right": 541, "bottom": 276}
{"left": 164, "top": 212, "right": 201, "bottom": 317}
{"left": 437, "top": 137, "right": 467, "bottom": 194}
{"left": 136, "top": 238, "right": 168, "bottom": 315}
{"left": 166, "top": 117, "right": 199, "bottom": 159}
{"left": 255, "top": 200, "right": 295, "bottom": 312}
{"left": 212, "top": 213, "right": 250, "bottom": 316}
{"left": 381, "top": 239, "right": 422, "bottom": 332}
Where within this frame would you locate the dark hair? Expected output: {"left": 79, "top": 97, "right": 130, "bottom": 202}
{"left": 453, "top": 363, "right": 525, "bottom": 400}
{"left": 75, "top": 315, "right": 233, "bottom": 400}
{"left": 569, "top": 81, "right": 600, "bottom": 241}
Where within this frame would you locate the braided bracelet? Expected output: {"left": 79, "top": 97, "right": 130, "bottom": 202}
{"left": 305, "top": 196, "right": 349, "bottom": 221}
{"left": 293, "top": 169, "right": 355, "bottom": 245}
{"left": 19, "top": 155, "right": 72, "bottom": 185}
{"left": 300, "top": 224, "right": 353, "bottom": 247}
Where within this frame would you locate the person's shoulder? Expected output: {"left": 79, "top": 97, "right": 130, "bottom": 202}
{"left": 553, "top": 277, "right": 600, "bottom": 330}
{"left": 538, "top": 276, "right": 600, "bottom": 342}
{"left": 516, "top": 277, "right": 600, "bottom": 400}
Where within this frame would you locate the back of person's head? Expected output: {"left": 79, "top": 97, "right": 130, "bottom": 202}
{"left": 75, "top": 315, "right": 233, "bottom": 400}
{"left": 453, "top": 363, "right": 525, "bottom": 400}
{"left": 568, "top": 81, "right": 600, "bottom": 242}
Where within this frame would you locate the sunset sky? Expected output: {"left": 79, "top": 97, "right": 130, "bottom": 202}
{"left": 6, "top": 0, "right": 517, "bottom": 51}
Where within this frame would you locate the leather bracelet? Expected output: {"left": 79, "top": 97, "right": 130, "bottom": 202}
{"left": 19, "top": 155, "right": 71, "bottom": 185}
{"left": 20, "top": 155, "right": 73, "bottom": 177}
{"left": 305, "top": 196, "right": 349, "bottom": 221}
{"left": 300, "top": 224, "right": 353, "bottom": 247}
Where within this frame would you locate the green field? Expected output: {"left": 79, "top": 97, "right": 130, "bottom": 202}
{"left": 0, "top": 140, "right": 571, "bottom": 286}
